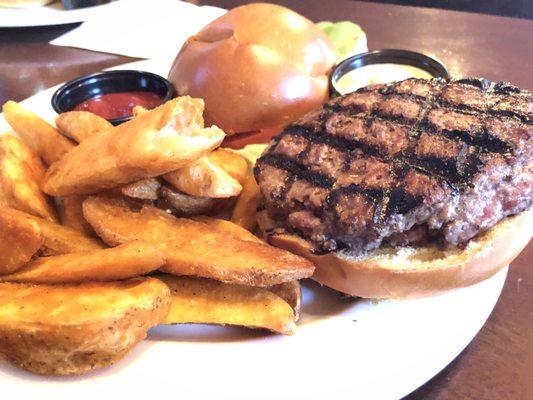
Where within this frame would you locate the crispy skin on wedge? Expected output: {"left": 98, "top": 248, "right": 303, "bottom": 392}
{"left": 157, "top": 274, "right": 296, "bottom": 335}
{"left": 37, "top": 217, "right": 105, "bottom": 256}
{"left": 163, "top": 155, "right": 242, "bottom": 198}
{"left": 55, "top": 111, "right": 113, "bottom": 143}
{"left": 0, "top": 242, "right": 165, "bottom": 284}
{"left": 121, "top": 178, "right": 161, "bottom": 201}
{"left": 268, "top": 281, "right": 302, "bottom": 321}
{"left": 0, "top": 278, "right": 170, "bottom": 376}
{"left": 191, "top": 215, "right": 265, "bottom": 244}
{"left": 42, "top": 97, "right": 225, "bottom": 196}
{"left": 0, "top": 207, "right": 104, "bottom": 256}
{"left": 0, "top": 210, "right": 42, "bottom": 275}
{"left": 0, "top": 135, "right": 57, "bottom": 222}
{"left": 231, "top": 174, "right": 261, "bottom": 231}
{"left": 83, "top": 195, "right": 315, "bottom": 286}
{"left": 3, "top": 101, "right": 75, "bottom": 166}
{"left": 56, "top": 195, "right": 95, "bottom": 236}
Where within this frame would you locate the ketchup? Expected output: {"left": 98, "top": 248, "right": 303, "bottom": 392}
{"left": 73, "top": 91, "right": 162, "bottom": 120}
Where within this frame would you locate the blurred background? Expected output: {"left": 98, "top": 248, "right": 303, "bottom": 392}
{"left": 367, "top": 0, "right": 532, "bottom": 19}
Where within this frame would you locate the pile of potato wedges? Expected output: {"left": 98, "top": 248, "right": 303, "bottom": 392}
{"left": 0, "top": 98, "right": 314, "bottom": 376}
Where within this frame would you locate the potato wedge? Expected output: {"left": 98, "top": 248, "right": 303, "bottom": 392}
{"left": 0, "top": 135, "right": 57, "bottom": 221}
{"left": 37, "top": 217, "right": 105, "bottom": 255}
{"left": 0, "top": 242, "right": 164, "bottom": 284}
{"left": 163, "top": 155, "right": 242, "bottom": 198}
{"left": 157, "top": 274, "right": 296, "bottom": 335}
{"left": 0, "top": 278, "right": 170, "bottom": 376}
{"left": 231, "top": 174, "right": 261, "bottom": 231}
{"left": 268, "top": 281, "right": 302, "bottom": 321}
{"left": 83, "top": 195, "right": 315, "bottom": 286}
{"left": 191, "top": 215, "right": 264, "bottom": 244}
{"left": 158, "top": 185, "right": 219, "bottom": 216}
{"left": 0, "top": 207, "right": 104, "bottom": 255}
{"left": 121, "top": 178, "right": 161, "bottom": 201}
{"left": 3, "top": 100, "right": 75, "bottom": 165}
{"left": 55, "top": 111, "right": 113, "bottom": 143}
{"left": 42, "top": 97, "right": 225, "bottom": 196}
{"left": 0, "top": 210, "right": 42, "bottom": 275}
{"left": 163, "top": 149, "right": 248, "bottom": 198}
{"left": 209, "top": 148, "right": 249, "bottom": 185}
{"left": 56, "top": 195, "right": 95, "bottom": 236}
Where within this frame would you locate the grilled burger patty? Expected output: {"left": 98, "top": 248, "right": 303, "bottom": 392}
{"left": 255, "top": 78, "right": 533, "bottom": 255}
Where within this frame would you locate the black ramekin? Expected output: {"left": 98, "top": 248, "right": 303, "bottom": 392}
{"left": 330, "top": 49, "right": 450, "bottom": 97}
{"left": 51, "top": 70, "right": 175, "bottom": 125}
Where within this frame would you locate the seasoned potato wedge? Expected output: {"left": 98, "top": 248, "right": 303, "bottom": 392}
{"left": 0, "top": 209, "right": 42, "bottom": 275}
{"left": 121, "top": 178, "right": 161, "bottom": 201}
{"left": 158, "top": 185, "right": 219, "bottom": 216}
{"left": 231, "top": 174, "right": 261, "bottom": 231}
{"left": 157, "top": 274, "right": 296, "bottom": 335}
{"left": 191, "top": 215, "right": 264, "bottom": 244}
{"left": 0, "top": 207, "right": 104, "bottom": 255}
{"left": 0, "top": 242, "right": 164, "bottom": 284}
{"left": 0, "top": 135, "right": 57, "bottom": 221}
{"left": 55, "top": 111, "right": 113, "bottom": 143}
{"left": 0, "top": 278, "right": 170, "bottom": 376}
{"left": 268, "top": 281, "right": 302, "bottom": 321}
{"left": 163, "top": 155, "right": 242, "bottom": 198}
{"left": 37, "top": 217, "right": 105, "bottom": 255}
{"left": 209, "top": 148, "right": 249, "bottom": 186}
{"left": 56, "top": 195, "right": 95, "bottom": 236}
{"left": 83, "top": 195, "right": 315, "bottom": 286}
{"left": 42, "top": 97, "right": 225, "bottom": 196}
{"left": 3, "top": 100, "right": 75, "bottom": 165}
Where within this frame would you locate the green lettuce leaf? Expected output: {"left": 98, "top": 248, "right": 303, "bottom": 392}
{"left": 317, "top": 21, "right": 367, "bottom": 60}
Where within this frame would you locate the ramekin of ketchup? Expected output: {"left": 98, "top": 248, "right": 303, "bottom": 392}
{"left": 73, "top": 91, "right": 163, "bottom": 120}
{"left": 52, "top": 70, "right": 174, "bottom": 125}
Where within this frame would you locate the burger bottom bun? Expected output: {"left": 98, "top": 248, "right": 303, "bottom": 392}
{"left": 0, "top": 0, "right": 53, "bottom": 7}
{"left": 258, "top": 209, "right": 533, "bottom": 299}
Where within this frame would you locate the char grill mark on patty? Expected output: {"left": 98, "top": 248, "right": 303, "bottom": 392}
{"left": 255, "top": 78, "right": 533, "bottom": 254}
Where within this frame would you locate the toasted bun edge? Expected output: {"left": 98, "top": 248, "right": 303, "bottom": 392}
{"left": 259, "top": 210, "right": 533, "bottom": 298}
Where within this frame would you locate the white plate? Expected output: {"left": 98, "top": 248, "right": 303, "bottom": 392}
{"left": 0, "top": 59, "right": 507, "bottom": 400}
{"left": 0, "top": 1, "right": 115, "bottom": 28}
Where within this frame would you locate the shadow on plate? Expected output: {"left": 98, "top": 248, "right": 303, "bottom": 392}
{"left": 300, "top": 279, "right": 362, "bottom": 317}
{"left": 148, "top": 323, "right": 271, "bottom": 343}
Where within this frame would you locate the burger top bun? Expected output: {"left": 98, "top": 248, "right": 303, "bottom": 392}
{"left": 169, "top": 3, "right": 337, "bottom": 135}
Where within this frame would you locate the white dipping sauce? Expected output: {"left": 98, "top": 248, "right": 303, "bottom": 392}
{"left": 335, "top": 63, "right": 433, "bottom": 94}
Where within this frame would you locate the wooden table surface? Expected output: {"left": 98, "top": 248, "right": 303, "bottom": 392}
{"left": 0, "top": 0, "right": 531, "bottom": 398}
